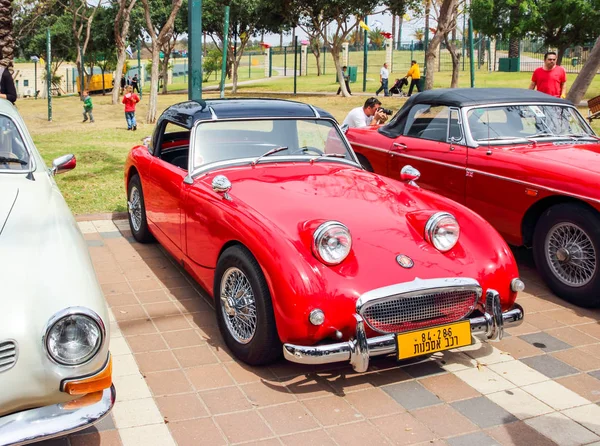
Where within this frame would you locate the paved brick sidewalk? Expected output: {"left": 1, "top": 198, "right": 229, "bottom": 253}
{"left": 38, "top": 219, "right": 600, "bottom": 446}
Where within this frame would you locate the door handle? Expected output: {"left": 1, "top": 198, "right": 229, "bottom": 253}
{"left": 393, "top": 142, "right": 407, "bottom": 150}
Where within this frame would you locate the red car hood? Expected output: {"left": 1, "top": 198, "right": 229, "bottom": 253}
{"left": 201, "top": 162, "right": 514, "bottom": 291}
{"left": 507, "top": 141, "right": 600, "bottom": 174}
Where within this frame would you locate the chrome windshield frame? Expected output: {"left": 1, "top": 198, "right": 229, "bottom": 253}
{"left": 0, "top": 112, "right": 36, "bottom": 175}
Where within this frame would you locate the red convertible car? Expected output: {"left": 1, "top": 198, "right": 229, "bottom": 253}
{"left": 346, "top": 88, "right": 600, "bottom": 308}
{"left": 124, "top": 98, "right": 523, "bottom": 372}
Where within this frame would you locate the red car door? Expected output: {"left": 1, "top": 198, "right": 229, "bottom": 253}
{"left": 144, "top": 159, "right": 187, "bottom": 252}
{"left": 388, "top": 106, "right": 467, "bottom": 205}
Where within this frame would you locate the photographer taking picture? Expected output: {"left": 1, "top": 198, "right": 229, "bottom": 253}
{"left": 342, "top": 97, "right": 390, "bottom": 128}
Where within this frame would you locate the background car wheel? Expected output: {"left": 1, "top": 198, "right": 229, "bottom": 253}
{"left": 356, "top": 154, "right": 374, "bottom": 172}
{"left": 214, "top": 245, "right": 281, "bottom": 365}
{"left": 533, "top": 203, "right": 600, "bottom": 308}
{"left": 127, "top": 174, "right": 154, "bottom": 243}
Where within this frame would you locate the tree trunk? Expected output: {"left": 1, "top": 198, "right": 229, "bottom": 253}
{"left": 311, "top": 45, "right": 321, "bottom": 76}
{"left": 567, "top": 36, "right": 600, "bottom": 104}
{"left": 230, "top": 33, "right": 250, "bottom": 94}
{"left": 330, "top": 45, "right": 350, "bottom": 97}
{"left": 112, "top": 0, "right": 137, "bottom": 105}
{"left": 444, "top": 33, "right": 460, "bottom": 88}
{"left": 0, "top": 0, "right": 14, "bottom": 69}
{"left": 556, "top": 44, "right": 568, "bottom": 66}
{"left": 146, "top": 43, "right": 160, "bottom": 123}
{"left": 425, "top": 0, "right": 458, "bottom": 90}
{"left": 391, "top": 15, "right": 396, "bottom": 52}
{"left": 397, "top": 16, "right": 403, "bottom": 50}
{"left": 508, "top": 37, "right": 519, "bottom": 58}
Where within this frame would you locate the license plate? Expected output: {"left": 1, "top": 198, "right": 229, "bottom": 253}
{"left": 396, "top": 321, "right": 472, "bottom": 360}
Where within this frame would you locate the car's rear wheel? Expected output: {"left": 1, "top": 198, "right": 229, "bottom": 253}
{"left": 127, "top": 174, "right": 154, "bottom": 243}
{"left": 533, "top": 203, "right": 600, "bottom": 308}
{"left": 214, "top": 245, "right": 281, "bottom": 365}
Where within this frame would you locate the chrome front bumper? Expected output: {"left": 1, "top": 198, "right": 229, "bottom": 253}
{"left": 283, "top": 290, "right": 524, "bottom": 373}
{"left": 0, "top": 385, "right": 116, "bottom": 446}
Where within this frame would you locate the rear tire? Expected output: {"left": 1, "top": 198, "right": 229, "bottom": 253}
{"left": 533, "top": 203, "right": 600, "bottom": 308}
{"left": 127, "top": 174, "right": 154, "bottom": 243}
{"left": 214, "top": 245, "right": 281, "bottom": 365}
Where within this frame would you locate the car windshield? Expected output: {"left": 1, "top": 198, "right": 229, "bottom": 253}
{"left": 192, "top": 118, "right": 354, "bottom": 170}
{"left": 0, "top": 115, "right": 30, "bottom": 171}
{"left": 466, "top": 105, "right": 594, "bottom": 142}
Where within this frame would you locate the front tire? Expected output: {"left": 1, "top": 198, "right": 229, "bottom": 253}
{"left": 533, "top": 203, "right": 600, "bottom": 308}
{"left": 214, "top": 245, "right": 281, "bottom": 365}
{"left": 127, "top": 174, "right": 154, "bottom": 243}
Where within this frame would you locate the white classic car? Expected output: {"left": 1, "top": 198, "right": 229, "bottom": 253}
{"left": 0, "top": 99, "right": 114, "bottom": 444}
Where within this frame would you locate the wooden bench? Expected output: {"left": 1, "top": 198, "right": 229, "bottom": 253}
{"left": 588, "top": 95, "right": 600, "bottom": 123}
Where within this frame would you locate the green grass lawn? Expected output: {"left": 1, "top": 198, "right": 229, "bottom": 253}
{"left": 18, "top": 83, "right": 600, "bottom": 215}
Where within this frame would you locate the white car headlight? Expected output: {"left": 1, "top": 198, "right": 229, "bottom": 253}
{"left": 425, "top": 212, "right": 460, "bottom": 252}
{"left": 45, "top": 308, "right": 104, "bottom": 366}
{"left": 312, "top": 221, "right": 352, "bottom": 265}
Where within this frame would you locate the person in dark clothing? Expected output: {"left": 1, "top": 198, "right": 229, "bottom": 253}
{"left": 0, "top": 65, "right": 17, "bottom": 104}
{"left": 120, "top": 76, "right": 126, "bottom": 94}
{"left": 336, "top": 66, "right": 351, "bottom": 96}
{"left": 131, "top": 75, "right": 139, "bottom": 93}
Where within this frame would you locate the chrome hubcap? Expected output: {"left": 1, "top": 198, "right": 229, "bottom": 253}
{"left": 128, "top": 186, "right": 142, "bottom": 232}
{"left": 545, "top": 222, "right": 597, "bottom": 287}
{"left": 220, "top": 267, "right": 257, "bottom": 344}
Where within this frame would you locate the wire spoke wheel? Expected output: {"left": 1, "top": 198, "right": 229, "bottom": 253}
{"left": 545, "top": 222, "right": 597, "bottom": 287}
{"left": 220, "top": 267, "right": 257, "bottom": 344}
{"left": 128, "top": 185, "right": 142, "bottom": 232}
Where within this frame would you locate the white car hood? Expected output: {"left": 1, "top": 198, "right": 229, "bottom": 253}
{"left": 0, "top": 173, "right": 109, "bottom": 416}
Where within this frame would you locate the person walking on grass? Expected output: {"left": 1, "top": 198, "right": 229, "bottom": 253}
{"left": 122, "top": 85, "right": 140, "bottom": 131}
{"left": 376, "top": 62, "right": 389, "bottom": 97}
{"left": 82, "top": 90, "right": 94, "bottom": 123}
{"left": 529, "top": 51, "right": 566, "bottom": 98}
{"left": 405, "top": 60, "right": 421, "bottom": 97}
{"left": 336, "top": 66, "right": 352, "bottom": 96}
{"left": 131, "top": 74, "right": 140, "bottom": 94}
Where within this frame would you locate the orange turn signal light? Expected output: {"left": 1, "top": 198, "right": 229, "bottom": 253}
{"left": 63, "top": 356, "right": 112, "bottom": 396}
{"left": 62, "top": 390, "right": 104, "bottom": 410}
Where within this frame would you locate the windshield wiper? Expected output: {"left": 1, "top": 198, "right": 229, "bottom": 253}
{"left": 528, "top": 132, "right": 555, "bottom": 138}
{"left": 476, "top": 136, "right": 527, "bottom": 142}
{"left": 310, "top": 153, "right": 347, "bottom": 162}
{"left": 0, "top": 156, "right": 27, "bottom": 165}
{"left": 561, "top": 133, "right": 599, "bottom": 140}
{"left": 251, "top": 146, "right": 288, "bottom": 166}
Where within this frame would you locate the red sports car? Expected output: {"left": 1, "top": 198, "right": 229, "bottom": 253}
{"left": 124, "top": 98, "right": 523, "bottom": 372}
{"left": 346, "top": 88, "right": 600, "bottom": 308}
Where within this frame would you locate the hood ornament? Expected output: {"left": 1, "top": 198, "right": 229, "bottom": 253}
{"left": 396, "top": 254, "right": 414, "bottom": 268}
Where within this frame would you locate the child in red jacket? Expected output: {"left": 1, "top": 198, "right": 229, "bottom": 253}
{"left": 122, "top": 85, "right": 141, "bottom": 130}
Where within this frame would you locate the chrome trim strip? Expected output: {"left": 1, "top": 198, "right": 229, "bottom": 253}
{"left": 42, "top": 307, "right": 106, "bottom": 367}
{"left": 0, "top": 385, "right": 115, "bottom": 446}
{"left": 283, "top": 292, "right": 524, "bottom": 372}
{"left": 353, "top": 143, "right": 393, "bottom": 155}
{"left": 208, "top": 106, "right": 218, "bottom": 120}
{"left": 308, "top": 104, "right": 321, "bottom": 119}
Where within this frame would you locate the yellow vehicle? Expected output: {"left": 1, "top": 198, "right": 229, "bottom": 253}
{"left": 76, "top": 73, "right": 114, "bottom": 94}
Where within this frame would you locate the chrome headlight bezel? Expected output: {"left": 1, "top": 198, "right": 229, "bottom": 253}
{"left": 424, "top": 212, "right": 460, "bottom": 252}
{"left": 43, "top": 307, "right": 106, "bottom": 367}
{"left": 312, "top": 221, "right": 352, "bottom": 265}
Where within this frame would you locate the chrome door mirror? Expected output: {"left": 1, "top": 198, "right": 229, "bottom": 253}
{"left": 212, "top": 175, "right": 232, "bottom": 201}
{"left": 400, "top": 165, "right": 421, "bottom": 186}
{"left": 51, "top": 154, "right": 76, "bottom": 176}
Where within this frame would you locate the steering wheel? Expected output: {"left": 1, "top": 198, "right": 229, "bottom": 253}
{"left": 295, "top": 146, "right": 324, "bottom": 156}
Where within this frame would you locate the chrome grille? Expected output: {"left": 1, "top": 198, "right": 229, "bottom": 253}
{"left": 361, "top": 288, "right": 479, "bottom": 334}
{"left": 0, "top": 340, "right": 17, "bottom": 373}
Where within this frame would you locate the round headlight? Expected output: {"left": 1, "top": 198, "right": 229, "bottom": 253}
{"left": 312, "top": 221, "right": 352, "bottom": 265}
{"left": 45, "top": 310, "right": 103, "bottom": 366}
{"left": 425, "top": 212, "right": 460, "bottom": 252}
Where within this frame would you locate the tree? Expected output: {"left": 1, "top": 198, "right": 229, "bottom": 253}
{"left": 413, "top": 28, "right": 424, "bottom": 42}
{"left": 309, "top": 36, "right": 323, "bottom": 76}
{"left": 112, "top": 0, "right": 138, "bottom": 104}
{"left": 368, "top": 28, "right": 385, "bottom": 49}
{"left": 141, "top": 0, "right": 182, "bottom": 123}
{"left": 567, "top": 36, "right": 600, "bottom": 104}
{"left": 203, "top": 0, "right": 288, "bottom": 94}
{"left": 88, "top": 6, "right": 118, "bottom": 94}
{"left": 425, "top": 0, "right": 458, "bottom": 90}
{"left": 0, "top": 0, "right": 14, "bottom": 68}
{"left": 286, "top": 0, "right": 382, "bottom": 97}
{"left": 443, "top": 1, "right": 462, "bottom": 88}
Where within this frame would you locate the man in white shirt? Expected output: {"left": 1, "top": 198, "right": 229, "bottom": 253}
{"left": 342, "top": 97, "right": 388, "bottom": 128}
{"left": 376, "top": 62, "right": 389, "bottom": 97}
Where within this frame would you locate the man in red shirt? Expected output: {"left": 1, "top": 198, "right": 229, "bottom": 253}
{"left": 529, "top": 51, "right": 567, "bottom": 98}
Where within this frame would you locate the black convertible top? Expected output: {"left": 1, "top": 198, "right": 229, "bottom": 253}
{"left": 403, "top": 88, "right": 572, "bottom": 107}
{"left": 158, "top": 98, "right": 334, "bottom": 130}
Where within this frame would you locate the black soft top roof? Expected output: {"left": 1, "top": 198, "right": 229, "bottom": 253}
{"left": 403, "top": 88, "right": 571, "bottom": 107}
{"left": 158, "top": 98, "right": 334, "bottom": 130}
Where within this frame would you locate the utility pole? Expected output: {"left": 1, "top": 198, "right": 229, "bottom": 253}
{"left": 137, "top": 39, "right": 142, "bottom": 98}
{"left": 219, "top": 6, "right": 230, "bottom": 98}
{"left": 79, "top": 45, "right": 85, "bottom": 98}
{"left": 46, "top": 28, "right": 52, "bottom": 121}
{"left": 188, "top": 0, "right": 203, "bottom": 100}
{"left": 362, "top": 17, "right": 368, "bottom": 92}
{"left": 469, "top": 18, "right": 475, "bottom": 87}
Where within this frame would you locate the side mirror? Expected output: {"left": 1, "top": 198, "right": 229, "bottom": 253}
{"left": 212, "top": 175, "right": 232, "bottom": 201}
{"left": 51, "top": 154, "right": 76, "bottom": 176}
{"left": 400, "top": 165, "right": 420, "bottom": 186}
{"left": 142, "top": 136, "right": 152, "bottom": 147}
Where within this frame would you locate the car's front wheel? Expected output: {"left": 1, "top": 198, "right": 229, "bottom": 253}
{"left": 127, "top": 174, "right": 154, "bottom": 243}
{"left": 533, "top": 203, "right": 600, "bottom": 308}
{"left": 214, "top": 245, "right": 281, "bottom": 365}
